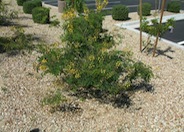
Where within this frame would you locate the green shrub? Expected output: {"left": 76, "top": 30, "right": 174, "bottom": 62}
{"left": 16, "top": 0, "right": 30, "bottom": 6}
{"left": 23, "top": 0, "right": 42, "bottom": 14}
{"left": 0, "top": 2, "right": 18, "bottom": 25}
{"left": 34, "top": 0, "right": 42, "bottom": 7}
{"left": 138, "top": 3, "right": 151, "bottom": 16}
{"left": 167, "top": 1, "right": 181, "bottom": 13}
{"left": 37, "top": 9, "right": 153, "bottom": 94}
{"left": 0, "top": 27, "right": 34, "bottom": 53}
{"left": 32, "top": 7, "right": 50, "bottom": 24}
{"left": 112, "top": 5, "right": 129, "bottom": 20}
{"left": 42, "top": 90, "right": 66, "bottom": 106}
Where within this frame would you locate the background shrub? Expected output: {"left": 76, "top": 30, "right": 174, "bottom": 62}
{"left": 16, "top": 0, "right": 30, "bottom": 6}
{"left": 138, "top": 3, "right": 151, "bottom": 16}
{"left": 23, "top": 0, "right": 42, "bottom": 14}
{"left": 33, "top": 0, "right": 42, "bottom": 7}
{"left": 32, "top": 7, "right": 50, "bottom": 24}
{"left": 112, "top": 5, "right": 129, "bottom": 20}
{"left": 167, "top": 1, "right": 181, "bottom": 13}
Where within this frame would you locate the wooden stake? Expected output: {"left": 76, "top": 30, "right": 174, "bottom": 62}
{"left": 139, "top": 0, "right": 142, "bottom": 52}
{"left": 153, "top": 0, "right": 166, "bottom": 57}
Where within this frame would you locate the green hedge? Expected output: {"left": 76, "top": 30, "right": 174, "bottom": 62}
{"left": 23, "top": 0, "right": 42, "bottom": 14}
{"left": 167, "top": 1, "right": 181, "bottom": 13}
{"left": 112, "top": 5, "right": 129, "bottom": 21}
{"left": 16, "top": 0, "right": 31, "bottom": 6}
{"left": 138, "top": 3, "right": 151, "bottom": 16}
{"left": 34, "top": 0, "right": 42, "bottom": 7}
{"left": 32, "top": 7, "right": 50, "bottom": 24}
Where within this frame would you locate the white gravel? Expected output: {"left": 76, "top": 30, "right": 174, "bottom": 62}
{"left": 0, "top": 0, "right": 184, "bottom": 131}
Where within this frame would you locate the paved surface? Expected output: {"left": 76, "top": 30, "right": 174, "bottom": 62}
{"left": 42, "top": 0, "right": 184, "bottom": 12}
{"left": 162, "top": 20, "right": 184, "bottom": 44}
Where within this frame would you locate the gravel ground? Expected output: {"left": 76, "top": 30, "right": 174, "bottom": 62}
{"left": 0, "top": 0, "right": 184, "bottom": 131}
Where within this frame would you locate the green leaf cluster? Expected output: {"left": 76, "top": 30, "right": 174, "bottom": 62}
{"left": 141, "top": 17, "right": 175, "bottom": 37}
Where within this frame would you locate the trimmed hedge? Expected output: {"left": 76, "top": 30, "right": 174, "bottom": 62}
{"left": 167, "top": 1, "right": 181, "bottom": 13}
{"left": 138, "top": 3, "right": 151, "bottom": 16}
{"left": 23, "top": 0, "right": 42, "bottom": 14}
{"left": 112, "top": 5, "right": 129, "bottom": 21}
{"left": 34, "top": 0, "right": 42, "bottom": 7}
{"left": 16, "top": 0, "right": 31, "bottom": 6}
{"left": 32, "top": 7, "right": 50, "bottom": 24}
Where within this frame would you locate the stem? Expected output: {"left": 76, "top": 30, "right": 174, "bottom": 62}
{"left": 153, "top": 0, "right": 166, "bottom": 57}
{"left": 140, "top": 0, "right": 142, "bottom": 52}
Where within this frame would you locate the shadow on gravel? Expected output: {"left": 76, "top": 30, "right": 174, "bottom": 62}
{"left": 0, "top": 22, "right": 32, "bottom": 28}
{"left": 146, "top": 46, "right": 175, "bottom": 59}
{"left": 0, "top": 34, "right": 42, "bottom": 55}
{"left": 30, "top": 128, "right": 40, "bottom": 132}
{"left": 70, "top": 83, "right": 154, "bottom": 108}
{"left": 155, "top": 46, "right": 175, "bottom": 59}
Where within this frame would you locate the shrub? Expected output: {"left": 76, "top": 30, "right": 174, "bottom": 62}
{"left": 138, "top": 3, "right": 151, "bottom": 16}
{"left": 167, "top": 1, "right": 181, "bottom": 13}
{"left": 16, "top": 0, "right": 30, "bottom": 6}
{"left": 23, "top": 0, "right": 42, "bottom": 14}
{"left": 32, "top": 7, "right": 50, "bottom": 24}
{"left": 37, "top": 9, "right": 153, "bottom": 95}
{"left": 0, "top": 27, "right": 34, "bottom": 53}
{"left": 112, "top": 5, "right": 129, "bottom": 20}
{"left": 0, "top": 2, "right": 18, "bottom": 25}
{"left": 34, "top": 0, "right": 42, "bottom": 7}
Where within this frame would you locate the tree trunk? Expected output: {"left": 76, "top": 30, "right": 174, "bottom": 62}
{"left": 139, "top": 0, "right": 142, "bottom": 52}
{"left": 153, "top": 0, "right": 166, "bottom": 57}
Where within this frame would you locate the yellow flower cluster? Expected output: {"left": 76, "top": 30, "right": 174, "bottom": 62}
{"left": 62, "top": 8, "right": 76, "bottom": 20}
{"left": 39, "top": 59, "right": 47, "bottom": 71}
{"left": 115, "top": 61, "right": 121, "bottom": 68}
{"left": 96, "top": 0, "right": 108, "bottom": 12}
{"left": 66, "top": 62, "right": 81, "bottom": 79}
{"left": 67, "top": 23, "right": 73, "bottom": 33}
{"left": 51, "top": 42, "right": 59, "bottom": 48}
{"left": 101, "top": 47, "right": 107, "bottom": 53}
{"left": 84, "top": 8, "right": 89, "bottom": 20}
{"left": 101, "top": 69, "right": 106, "bottom": 74}
{"left": 88, "top": 55, "right": 95, "bottom": 61}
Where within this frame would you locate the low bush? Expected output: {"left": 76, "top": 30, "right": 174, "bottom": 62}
{"left": 138, "top": 3, "right": 151, "bottom": 16}
{"left": 167, "top": 1, "right": 181, "bottom": 13}
{"left": 0, "top": 27, "right": 34, "bottom": 53}
{"left": 32, "top": 7, "right": 50, "bottom": 24}
{"left": 34, "top": 0, "right": 42, "bottom": 7}
{"left": 112, "top": 5, "right": 129, "bottom": 20}
{"left": 23, "top": 0, "right": 42, "bottom": 14}
{"left": 37, "top": 9, "right": 153, "bottom": 95}
{"left": 16, "top": 0, "right": 30, "bottom": 6}
{"left": 0, "top": 1, "right": 18, "bottom": 25}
